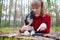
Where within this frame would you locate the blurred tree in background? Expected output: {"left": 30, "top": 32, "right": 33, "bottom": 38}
{"left": 46, "top": 0, "right": 60, "bottom": 27}
{"left": 0, "top": 0, "right": 2, "bottom": 27}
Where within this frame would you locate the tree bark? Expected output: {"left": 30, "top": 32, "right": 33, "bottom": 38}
{"left": 0, "top": 0, "right": 2, "bottom": 27}
{"left": 14, "top": 0, "right": 17, "bottom": 28}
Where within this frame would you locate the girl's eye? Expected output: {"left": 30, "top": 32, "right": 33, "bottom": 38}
{"left": 36, "top": 7, "right": 39, "bottom": 9}
{"left": 32, "top": 7, "right": 38, "bottom": 9}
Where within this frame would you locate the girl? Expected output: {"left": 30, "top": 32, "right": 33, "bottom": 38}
{"left": 19, "top": 0, "right": 51, "bottom": 34}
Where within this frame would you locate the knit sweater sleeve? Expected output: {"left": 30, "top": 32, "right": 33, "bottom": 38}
{"left": 42, "top": 14, "right": 51, "bottom": 33}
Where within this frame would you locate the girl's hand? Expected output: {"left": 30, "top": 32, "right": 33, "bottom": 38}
{"left": 37, "top": 23, "right": 47, "bottom": 31}
{"left": 20, "top": 25, "right": 29, "bottom": 32}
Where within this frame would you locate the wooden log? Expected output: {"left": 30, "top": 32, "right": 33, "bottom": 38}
{"left": 0, "top": 32, "right": 60, "bottom": 40}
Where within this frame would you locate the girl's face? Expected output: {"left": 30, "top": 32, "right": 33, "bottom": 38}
{"left": 31, "top": 3, "right": 41, "bottom": 17}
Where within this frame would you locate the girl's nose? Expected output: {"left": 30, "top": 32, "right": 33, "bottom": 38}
{"left": 33, "top": 9, "right": 36, "bottom": 12}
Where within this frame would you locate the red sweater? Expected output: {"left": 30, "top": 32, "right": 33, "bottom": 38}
{"left": 32, "top": 14, "right": 51, "bottom": 34}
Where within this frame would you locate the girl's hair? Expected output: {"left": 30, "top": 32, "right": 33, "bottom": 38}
{"left": 30, "top": 0, "right": 45, "bottom": 16}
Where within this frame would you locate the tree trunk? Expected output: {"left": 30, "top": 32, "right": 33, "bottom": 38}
{"left": 0, "top": 0, "right": 2, "bottom": 27}
{"left": 14, "top": 0, "right": 17, "bottom": 28}
{"left": 54, "top": 0, "right": 59, "bottom": 26}
{"left": 20, "top": 0, "right": 23, "bottom": 27}
{"left": 8, "top": 0, "right": 13, "bottom": 27}
{"left": 54, "top": 9, "right": 59, "bottom": 26}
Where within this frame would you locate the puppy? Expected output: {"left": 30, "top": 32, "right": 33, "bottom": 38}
{"left": 24, "top": 11, "right": 35, "bottom": 35}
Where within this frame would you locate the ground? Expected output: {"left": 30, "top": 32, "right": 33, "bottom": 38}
{"left": 0, "top": 26, "right": 60, "bottom": 40}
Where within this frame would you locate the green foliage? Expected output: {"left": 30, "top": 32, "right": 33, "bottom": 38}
{"left": 0, "top": 37, "right": 2, "bottom": 40}
{"left": 0, "top": 37, "right": 31, "bottom": 40}
{"left": 47, "top": 0, "right": 51, "bottom": 8}
{"left": 22, "top": 38, "right": 31, "bottom": 40}
{"left": 0, "top": 26, "right": 60, "bottom": 34}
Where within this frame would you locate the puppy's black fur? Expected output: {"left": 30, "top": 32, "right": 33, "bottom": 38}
{"left": 24, "top": 11, "right": 35, "bottom": 25}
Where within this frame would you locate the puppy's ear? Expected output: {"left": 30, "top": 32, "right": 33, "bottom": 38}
{"left": 30, "top": 11, "right": 35, "bottom": 19}
{"left": 24, "top": 11, "right": 35, "bottom": 25}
